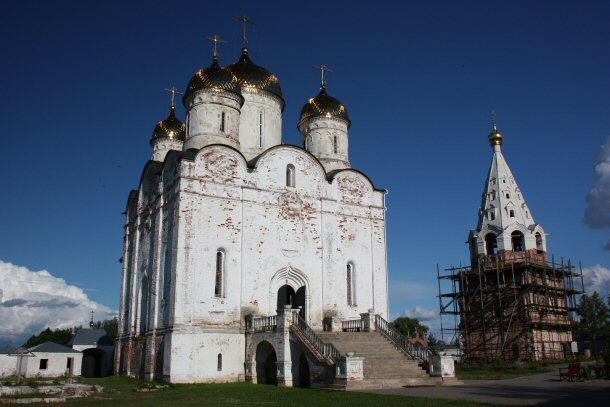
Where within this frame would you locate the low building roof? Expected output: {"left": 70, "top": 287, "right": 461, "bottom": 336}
{"left": 28, "top": 341, "right": 81, "bottom": 354}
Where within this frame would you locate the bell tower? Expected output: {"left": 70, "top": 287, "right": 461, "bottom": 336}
{"left": 468, "top": 116, "right": 547, "bottom": 268}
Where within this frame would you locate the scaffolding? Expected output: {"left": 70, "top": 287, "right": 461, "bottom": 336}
{"left": 437, "top": 252, "right": 583, "bottom": 362}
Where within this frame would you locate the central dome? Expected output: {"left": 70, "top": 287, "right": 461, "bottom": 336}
{"left": 185, "top": 56, "right": 242, "bottom": 98}
{"left": 299, "top": 85, "right": 350, "bottom": 128}
{"left": 226, "top": 48, "right": 284, "bottom": 109}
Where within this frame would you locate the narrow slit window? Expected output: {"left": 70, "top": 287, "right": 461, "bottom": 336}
{"left": 506, "top": 193, "right": 510, "bottom": 199}
{"left": 509, "top": 209, "right": 515, "bottom": 218}
{"left": 333, "top": 136, "right": 338, "bottom": 154}
{"left": 217, "top": 353, "right": 222, "bottom": 371}
{"left": 220, "top": 111, "right": 226, "bottom": 133}
{"left": 258, "top": 111, "right": 264, "bottom": 148}
{"left": 488, "top": 210, "right": 495, "bottom": 221}
{"left": 215, "top": 250, "right": 224, "bottom": 297}
{"left": 347, "top": 263, "right": 355, "bottom": 306}
{"left": 286, "top": 164, "right": 295, "bottom": 187}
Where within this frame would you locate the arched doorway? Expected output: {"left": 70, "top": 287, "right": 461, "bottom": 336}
{"left": 81, "top": 348, "right": 105, "bottom": 377}
{"left": 298, "top": 353, "right": 311, "bottom": 388}
{"left": 277, "top": 285, "right": 306, "bottom": 319}
{"left": 255, "top": 341, "right": 277, "bottom": 385}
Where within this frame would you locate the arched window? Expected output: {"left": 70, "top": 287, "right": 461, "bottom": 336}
{"left": 347, "top": 263, "right": 355, "bottom": 306}
{"left": 220, "top": 111, "right": 226, "bottom": 132}
{"left": 333, "top": 136, "right": 338, "bottom": 154}
{"left": 215, "top": 250, "right": 224, "bottom": 297}
{"left": 258, "top": 110, "right": 264, "bottom": 148}
{"left": 535, "top": 232, "right": 544, "bottom": 253}
{"left": 511, "top": 231, "right": 525, "bottom": 252}
{"left": 487, "top": 209, "right": 495, "bottom": 221}
{"left": 485, "top": 233, "right": 498, "bottom": 255}
{"left": 217, "top": 353, "right": 222, "bottom": 371}
{"left": 509, "top": 209, "right": 515, "bottom": 218}
{"left": 286, "top": 164, "right": 295, "bottom": 187}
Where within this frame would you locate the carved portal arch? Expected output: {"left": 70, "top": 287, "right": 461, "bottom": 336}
{"left": 269, "top": 265, "right": 310, "bottom": 321}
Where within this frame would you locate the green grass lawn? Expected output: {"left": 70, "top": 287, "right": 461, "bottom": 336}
{"left": 456, "top": 362, "right": 552, "bottom": 380}
{"left": 18, "top": 377, "right": 496, "bottom": 407}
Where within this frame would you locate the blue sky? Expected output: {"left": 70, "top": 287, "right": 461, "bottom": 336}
{"left": 1, "top": 0, "right": 609, "bottom": 343}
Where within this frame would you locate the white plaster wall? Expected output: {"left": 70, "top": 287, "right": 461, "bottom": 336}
{"left": 166, "top": 331, "right": 245, "bottom": 383}
{"left": 25, "top": 353, "right": 82, "bottom": 377}
{"left": 0, "top": 355, "right": 15, "bottom": 377}
{"left": 238, "top": 90, "right": 282, "bottom": 160}
{"left": 184, "top": 91, "right": 242, "bottom": 151}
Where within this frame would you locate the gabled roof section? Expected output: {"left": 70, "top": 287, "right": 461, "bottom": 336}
{"left": 28, "top": 341, "right": 80, "bottom": 354}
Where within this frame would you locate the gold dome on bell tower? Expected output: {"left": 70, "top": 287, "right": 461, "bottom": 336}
{"left": 488, "top": 112, "right": 503, "bottom": 146}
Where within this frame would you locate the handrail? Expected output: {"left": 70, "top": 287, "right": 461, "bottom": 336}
{"left": 246, "top": 315, "right": 277, "bottom": 332}
{"left": 374, "top": 314, "right": 434, "bottom": 366}
{"left": 342, "top": 319, "right": 363, "bottom": 332}
{"left": 292, "top": 313, "right": 341, "bottom": 364}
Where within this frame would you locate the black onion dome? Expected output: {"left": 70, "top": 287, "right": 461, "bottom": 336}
{"left": 185, "top": 57, "right": 242, "bottom": 97}
{"left": 299, "top": 85, "right": 350, "bottom": 128}
{"left": 226, "top": 48, "right": 284, "bottom": 109}
{"left": 150, "top": 106, "right": 186, "bottom": 145}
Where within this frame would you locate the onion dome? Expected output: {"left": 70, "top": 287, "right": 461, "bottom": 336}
{"left": 488, "top": 121, "right": 504, "bottom": 146}
{"left": 226, "top": 48, "right": 284, "bottom": 109}
{"left": 298, "top": 84, "right": 351, "bottom": 128}
{"left": 185, "top": 56, "right": 242, "bottom": 98}
{"left": 150, "top": 105, "right": 186, "bottom": 145}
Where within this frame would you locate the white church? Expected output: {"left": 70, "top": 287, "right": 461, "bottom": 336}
{"left": 113, "top": 28, "right": 432, "bottom": 388}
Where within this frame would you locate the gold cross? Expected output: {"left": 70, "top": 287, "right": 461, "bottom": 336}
{"left": 165, "top": 86, "right": 184, "bottom": 108}
{"left": 206, "top": 34, "right": 226, "bottom": 58}
{"left": 235, "top": 15, "right": 255, "bottom": 47}
{"left": 491, "top": 111, "right": 497, "bottom": 130}
{"left": 315, "top": 64, "right": 333, "bottom": 87}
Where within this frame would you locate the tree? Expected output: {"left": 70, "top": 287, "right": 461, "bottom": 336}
{"left": 22, "top": 327, "right": 73, "bottom": 348}
{"left": 576, "top": 291, "right": 610, "bottom": 338}
{"left": 390, "top": 316, "right": 431, "bottom": 338}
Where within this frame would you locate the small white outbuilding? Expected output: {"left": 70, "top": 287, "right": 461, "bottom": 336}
{"left": 23, "top": 342, "right": 82, "bottom": 378}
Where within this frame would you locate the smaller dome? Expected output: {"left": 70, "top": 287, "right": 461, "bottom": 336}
{"left": 150, "top": 106, "right": 186, "bottom": 145}
{"left": 226, "top": 48, "right": 284, "bottom": 109}
{"left": 185, "top": 56, "right": 242, "bottom": 98}
{"left": 488, "top": 123, "right": 503, "bottom": 146}
{"left": 299, "top": 85, "right": 350, "bottom": 128}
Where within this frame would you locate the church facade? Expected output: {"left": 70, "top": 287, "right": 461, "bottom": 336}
{"left": 115, "top": 43, "right": 389, "bottom": 383}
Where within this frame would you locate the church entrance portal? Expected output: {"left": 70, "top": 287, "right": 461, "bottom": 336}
{"left": 255, "top": 341, "right": 277, "bottom": 385}
{"left": 277, "top": 284, "right": 305, "bottom": 319}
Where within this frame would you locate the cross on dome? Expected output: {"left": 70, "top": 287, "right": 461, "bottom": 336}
{"left": 235, "top": 15, "right": 255, "bottom": 48}
{"left": 164, "top": 86, "right": 183, "bottom": 108}
{"left": 315, "top": 64, "right": 332, "bottom": 90}
{"left": 206, "top": 34, "right": 226, "bottom": 59}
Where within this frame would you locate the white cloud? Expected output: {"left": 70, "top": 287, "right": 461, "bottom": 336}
{"left": 581, "top": 264, "right": 610, "bottom": 299}
{"left": 401, "top": 306, "right": 438, "bottom": 321}
{"left": 584, "top": 137, "right": 610, "bottom": 236}
{"left": 0, "top": 260, "right": 117, "bottom": 346}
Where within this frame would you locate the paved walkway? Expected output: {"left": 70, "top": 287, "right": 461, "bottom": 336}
{"left": 364, "top": 368, "right": 610, "bottom": 405}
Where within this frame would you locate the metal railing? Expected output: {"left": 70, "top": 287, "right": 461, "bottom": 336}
{"left": 341, "top": 319, "right": 363, "bottom": 332}
{"left": 292, "top": 313, "right": 341, "bottom": 364}
{"left": 374, "top": 314, "right": 433, "bottom": 366}
{"left": 246, "top": 315, "right": 277, "bottom": 332}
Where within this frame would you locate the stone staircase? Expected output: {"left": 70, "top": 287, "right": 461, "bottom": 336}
{"left": 317, "top": 331, "right": 442, "bottom": 389}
